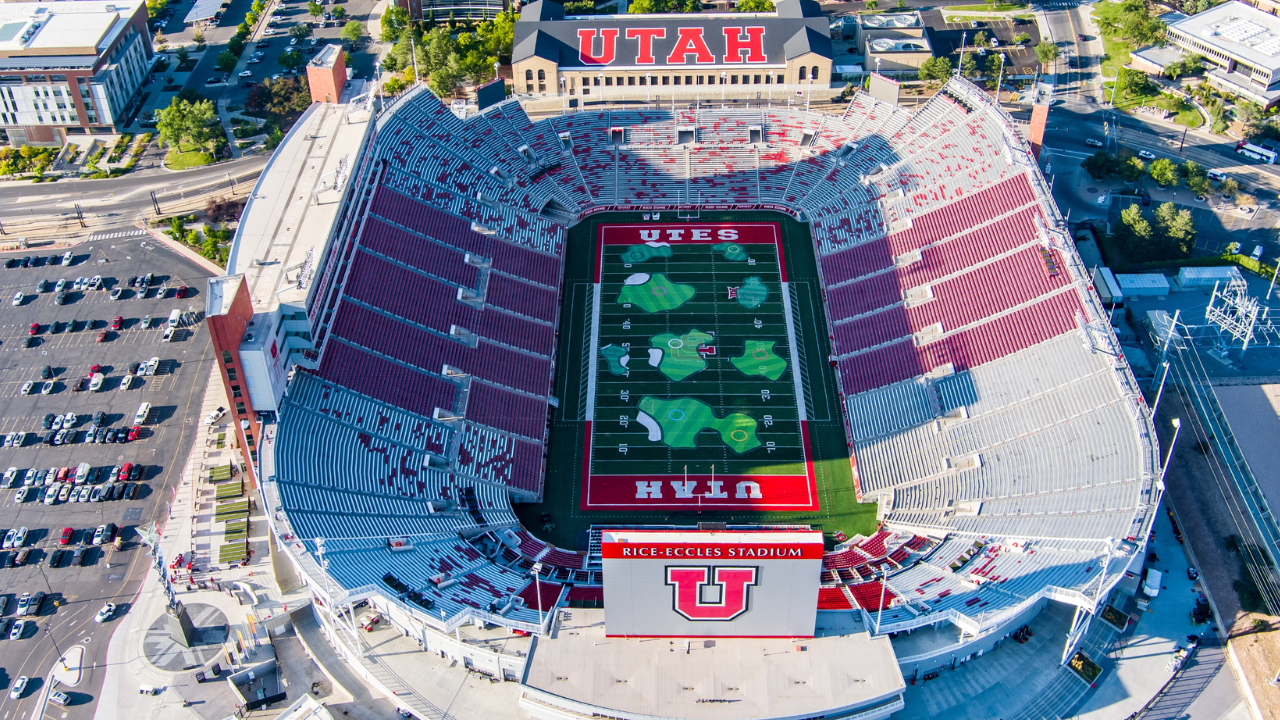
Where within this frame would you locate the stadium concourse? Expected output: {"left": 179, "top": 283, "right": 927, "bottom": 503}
{"left": 239, "top": 75, "right": 1160, "bottom": 720}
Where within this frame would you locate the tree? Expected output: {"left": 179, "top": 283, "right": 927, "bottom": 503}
{"left": 960, "top": 53, "right": 979, "bottom": 78}
{"left": 155, "top": 96, "right": 218, "bottom": 153}
{"left": 628, "top": 0, "right": 670, "bottom": 12}
{"left": 1205, "top": 96, "right": 1229, "bottom": 134}
{"left": 1155, "top": 201, "right": 1196, "bottom": 255}
{"left": 865, "top": 0, "right": 878, "bottom": 9}
{"left": 428, "top": 53, "right": 465, "bottom": 96}
{"left": 683, "top": 0, "right": 702, "bottom": 12}
{"left": 974, "top": 30, "right": 989, "bottom": 47}
{"left": 1119, "top": 203, "right": 1154, "bottom": 256}
{"left": 1035, "top": 41, "right": 1059, "bottom": 67}
{"left": 308, "top": 1, "right": 324, "bottom": 20}
{"left": 1120, "top": 155, "right": 1145, "bottom": 183}
{"left": 193, "top": 29, "right": 206, "bottom": 47}
{"left": 383, "top": 76, "right": 408, "bottom": 95}
{"left": 1237, "top": 192, "right": 1258, "bottom": 208}
{"left": 278, "top": 50, "right": 305, "bottom": 72}
{"left": 342, "top": 20, "right": 364, "bottom": 44}
{"left": 290, "top": 24, "right": 313, "bottom": 39}
{"left": 246, "top": 10, "right": 260, "bottom": 26}
{"left": 734, "top": 0, "right": 774, "bottom": 9}
{"left": 154, "top": 31, "right": 167, "bottom": 47}
{"left": 251, "top": 0, "right": 266, "bottom": 14}
{"left": 228, "top": 34, "right": 246, "bottom": 56}
{"left": 146, "top": 0, "right": 169, "bottom": 18}
{"left": 1148, "top": 157, "right": 1178, "bottom": 187}
{"left": 918, "top": 56, "right": 953, "bottom": 83}
{"left": 1220, "top": 177, "right": 1241, "bottom": 198}
{"left": 216, "top": 50, "right": 238, "bottom": 74}
{"left": 1116, "top": 67, "right": 1153, "bottom": 100}
{"left": 1082, "top": 150, "right": 1120, "bottom": 180}
{"left": 1013, "top": 32, "right": 1031, "bottom": 45}
{"left": 333, "top": 6, "right": 347, "bottom": 19}
{"left": 896, "top": 0, "right": 906, "bottom": 7}
{"left": 176, "top": 45, "right": 190, "bottom": 66}
{"left": 984, "top": 53, "right": 1005, "bottom": 90}
{"left": 380, "top": 4, "right": 410, "bottom": 42}
{"left": 475, "top": 10, "right": 516, "bottom": 62}
{"left": 423, "top": 26, "right": 459, "bottom": 73}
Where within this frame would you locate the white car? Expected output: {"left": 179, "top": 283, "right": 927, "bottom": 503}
{"left": 145, "top": 357, "right": 160, "bottom": 376}
{"left": 12, "top": 527, "right": 26, "bottom": 546}
{"left": 12, "top": 487, "right": 29, "bottom": 503}
{"left": 54, "top": 279, "right": 66, "bottom": 292}
{"left": 248, "top": 57, "right": 262, "bottom": 64}
{"left": 94, "top": 603, "right": 116, "bottom": 623}
{"left": 203, "top": 407, "right": 227, "bottom": 425}
{"left": 2, "top": 529, "right": 14, "bottom": 549}
{"left": 57, "top": 484, "right": 71, "bottom": 502}
{"left": 289, "top": 37, "right": 297, "bottom": 45}
{"left": 8, "top": 675, "right": 27, "bottom": 698}
{"left": 1138, "top": 150, "right": 1156, "bottom": 160}
{"left": 264, "top": 27, "right": 279, "bottom": 35}
{"left": 19, "top": 381, "right": 33, "bottom": 395}
{"left": 63, "top": 412, "right": 76, "bottom": 428}
{"left": 10, "top": 432, "right": 27, "bottom": 447}
{"left": 44, "top": 484, "right": 59, "bottom": 504}
{"left": 11, "top": 292, "right": 22, "bottom": 306}
{"left": 89, "top": 373, "right": 105, "bottom": 392}
{"left": 40, "top": 381, "right": 53, "bottom": 395}
{"left": 61, "top": 251, "right": 73, "bottom": 266}
{"left": 119, "top": 373, "right": 134, "bottom": 391}
{"left": 2, "top": 467, "right": 17, "bottom": 486}
{"left": 239, "top": 70, "right": 253, "bottom": 78}
{"left": 76, "top": 485, "right": 92, "bottom": 502}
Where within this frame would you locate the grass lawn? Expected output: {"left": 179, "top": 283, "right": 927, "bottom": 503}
{"left": 1102, "top": 81, "right": 1204, "bottom": 128}
{"left": 1093, "top": 0, "right": 1134, "bottom": 77}
{"left": 165, "top": 147, "right": 213, "bottom": 169}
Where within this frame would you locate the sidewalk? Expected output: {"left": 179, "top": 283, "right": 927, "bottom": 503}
{"left": 94, "top": 370, "right": 311, "bottom": 720}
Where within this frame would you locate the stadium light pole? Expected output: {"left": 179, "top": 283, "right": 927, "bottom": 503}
{"left": 646, "top": 72, "right": 652, "bottom": 103}
{"left": 995, "top": 53, "right": 1006, "bottom": 102}
{"left": 805, "top": 76, "right": 813, "bottom": 112}
{"left": 1157, "top": 418, "right": 1181, "bottom": 488}
{"left": 530, "top": 562, "right": 544, "bottom": 634}
{"left": 957, "top": 31, "right": 967, "bottom": 77}
{"left": 560, "top": 77, "right": 566, "bottom": 113}
{"left": 721, "top": 72, "right": 727, "bottom": 102}
{"left": 598, "top": 72, "right": 604, "bottom": 107}
{"left": 768, "top": 71, "right": 774, "bottom": 103}
{"left": 1150, "top": 360, "right": 1172, "bottom": 418}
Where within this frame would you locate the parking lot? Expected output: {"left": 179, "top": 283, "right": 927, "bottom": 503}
{"left": 0, "top": 237, "right": 215, "bottom": 719}
{"left": 920, "top": 10, "right": 1044, "bottom": 76}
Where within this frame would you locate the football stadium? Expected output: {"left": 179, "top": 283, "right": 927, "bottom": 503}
{"left": 216, "top": 9, "right": 1161, "bottom": 717}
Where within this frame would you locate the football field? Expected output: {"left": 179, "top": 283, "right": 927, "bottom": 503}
{"left": 584, "top": 222, "right": 816, "bottom": 511}
{"left": 526, "top": 211, "right": 878, "bottom": 550}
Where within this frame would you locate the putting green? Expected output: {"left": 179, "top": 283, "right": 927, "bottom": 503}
{"left": 649, "top": 330, "right": 714, "bottom": 381}
{"left": 617, "top": 273, "right": 696, "bottom": 313}
{"left": 637, "top": 396, "right": 761, "bottom": 453}
{"left": 600, "top": 344, "right": 630, "bottom": 376}
{"left": 731, "top": 340, "right": 788, "bottom": 381}
{"left": 736, "top": 276, "right": 770, "bottom": 309}
{"left": 620, "top": 243, "right": 673, "bottom": 264}
{"left": 712, "top": 242, "right": 750, "bottom": 262}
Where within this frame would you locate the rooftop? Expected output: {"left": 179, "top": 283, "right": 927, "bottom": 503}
{"left": 0, "top": 0, "right": 142, "bottom": 55}
{"left": 521, "top": 608, "right": 905, "bottom": 720}
{"left": 309, "top": 43, "right": 341, "bottom": 69}
{"left": 227, "top": 98, "right": 372, "bottom": 312}
{"left": 1169, "top": 0, "right": 1280, "bottom": 72}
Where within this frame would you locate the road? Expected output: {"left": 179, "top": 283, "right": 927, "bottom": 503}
{"left": 0, "top": 155, "right": 269, "bottom": 236}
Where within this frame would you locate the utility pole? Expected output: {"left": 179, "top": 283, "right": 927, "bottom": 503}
{"left": 1179, "top": 125, "right": 1188, "bottom": 153}
{"left": 75, "top": 204, "right": 86, "bottom": 228}
{"left": 150, "top": 190, "right": 161, "bottom": 216}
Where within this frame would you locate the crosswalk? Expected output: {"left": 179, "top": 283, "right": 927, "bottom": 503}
{"left": 88, "top": 229, "right": 149, "bottom": 242}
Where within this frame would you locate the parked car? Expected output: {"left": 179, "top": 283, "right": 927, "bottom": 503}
{"left": 8, "top": 677, "right": 26, "bottom": 699}
{"left": 203, "top": 407, "right": 227, "bottom": 425}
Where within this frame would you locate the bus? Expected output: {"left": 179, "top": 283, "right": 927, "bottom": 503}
{"left": 1236, "top": 141, "right": 1277, "bottom": 164}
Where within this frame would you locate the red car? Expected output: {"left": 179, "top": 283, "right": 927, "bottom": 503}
{"left": 176, "top": 286, "right": 190, "bottom": 298}
{"left": 58, "top": 527, "right": 73, "bottom": 545}
{"left": 96, "top": 331, "right": 108, "bottom": 343}
{"left": 127, "top": 425, "right": 141, "bottom": 442}
{"left": 28, "top": 323, "right": 38, "bottom": 336}
{"left": 56, "top": 467, "right": 70, "bottom": 483}
{"left": 88, "top": 364, "right": 101, "bottom": 377}
{"left": 110, "top": 316, "right": 123, "bottom": 331}
{"left": 118, "top": 462, "right": 132, "bottom": 482}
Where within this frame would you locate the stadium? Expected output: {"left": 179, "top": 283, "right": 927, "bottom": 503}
{"left": 214, "top": 23, "right": 1161, "bottom": 719}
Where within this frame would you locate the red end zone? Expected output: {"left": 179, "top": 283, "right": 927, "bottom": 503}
{"left": 582, "top": 421, "right": 819, "bottom": 511}
{"left": 594, "top": 222, "right": 788, "bottom": 282}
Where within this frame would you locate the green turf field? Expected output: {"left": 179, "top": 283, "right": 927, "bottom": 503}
{"left": 517, "top": 212, "right": 879, "bottom": 550}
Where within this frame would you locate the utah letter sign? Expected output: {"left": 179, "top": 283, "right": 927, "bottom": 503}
{"left": 601, "top": 529, "right": 822, "bottom": 637}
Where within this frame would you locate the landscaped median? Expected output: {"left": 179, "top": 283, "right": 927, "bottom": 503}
{"left": 1101, "top": 76, "right": 1203, "bottom": 128}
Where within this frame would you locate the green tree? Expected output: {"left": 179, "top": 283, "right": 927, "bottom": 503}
{"left": 278, "top": 50, "right": 305, "bottom": 72}
{"left": 683, "top": 0, "right": 702, "bottom": 12}
{"left": 228, "top": 35, "right": 245, "bottom": 56}
{"left": 380, "top": 5, "right": 411, "bottom": 42}
{"left": 1013, "top": 32, "right": 1031, "bottom": 45}
{"left": 154, "top": 31, "right": 167, "bottom": 47}
{"left": 342, "top": 20, "right": 365, "bottom": 44}
{"left": 193, "top": 29, "right": 206, "bottom": 47}
{"left": 1120, "top": 155, "right": 1146, "bottom": 183}
{"left": 960, "top": 53, "right": 979, "bottom": 79}
{"left": 865, "top": 0, "right": 877, "bottom": 8}
{"left": 156, "top": 96, "right": 218, "bottom": 153}
{"left": 628, "top": 0, "right": 670, "bottom": 12}
{"left": 383, "top": 76, "right": 408, "bottom": 95}
{"left": 1035, "top": 41, "right": 1059, "bottom": 68}
{"left": 475, "top": 10, "right": 516, "bottom": 62}
{"left": 251, "top": 0, "right": 266, "bottom": 15}
{"left": 290, "top": 24, "right": 313, "bottom": 39}
{"left": 1082, "top": 150, "right": 1119, "bottom": 180}
{"left": 1205, "top": 96, "right": 1229, "bottom": 134}
{"left": 333, "top": 6, "right": 347, "bottom": 19}
{"left": 734, "top": 0, "right": 774, "bottom": 9}
{"left": 918, "top": 56, "right": 953, "bottom": 83}
{"left": 1119, "top": 203, "right": 1154, "bottom": 255}
{"left": 1148, "top": 157, "right": 1178, "bottom": 186}
{"left": 1237, "top": 192, "right": 1257, "bottom": 208}
{"left": 974, "top": 30, "right": 989, "bottom": 47}
{"left": 146, "top": 0, "right": 169, "bottom": 18}
{"left": 216, "top": 50, "right": 238, "bottom": 74}
{"left": 1155, "top": 201, "right": 1196, "bottom": 255}
{"left": 236, "top": 22, "right": 251, "bottom": 39}
{"left": 1116, "top": 67, "right": 1153, "bottom": 100}
{"left": 1220, "top": 177, "right": 1241, "bottom": 198}
{"left": 428, "top": 53, "right": 465, "bottom": 96}
{"left": 985, "top": 53, "right": 1004, "bottom": 90}
{"left": 308, "top": 1, "right": 324, "bottom": 20}
{"left": 423, "top": 26, "right": 459, "bottom": 73}
{"left": 245, "top": 10, "right": 260, "bottom": 26}
{"left": 896, "top": 0, "right": 905, "bottom": 7}
{"left": 176, "top": 45, "right": 190, "bottom": 66}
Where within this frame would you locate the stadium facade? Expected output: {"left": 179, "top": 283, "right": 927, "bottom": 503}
{"left": 214, "top": 63, "right": 1161, "bottom": 719}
